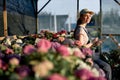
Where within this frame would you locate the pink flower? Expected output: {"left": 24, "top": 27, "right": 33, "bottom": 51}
{"left": 23, "top": 44, "right": 36, "bottom": 55}
{"left": 47, "top": 73, "right": 67, "bottom": 80}
{"left": 5, "top": 48, "right": 14, "bottom": 54}
{"left": 53, "top": 33, "right": 60, "bottom": 38}
{"left": 75, "top": 69, "right": 93, "bottom": 80}
{"left": 51, "top": 42, "right": 61, "bottom": 51}
{"left": 9, "top": 57, "right": 20, "bottom": 66}
{"left": 60, "top": 30, "right": 67, "bottom": 35}
{"left": 73, "top": 48, "right": 85, "bottom": 59}
{"left": 88, "top": 76, "right": 107, "bottom": 80}
{"left": 15, "top": 65, "right": 30, "bottom": 78}
{"left": 0, "top": 59, "right": 2, "bottom": 68}
{"left": 97, "top": 76, "right": 107, "bottom": 80}
{"left": 99, "top": 69, "right": 106, "bottom": 77}
{"left": 0, "top": 59, "right": 8, "bottom": 70}
{"left": 56, "top": 45, "right": 70, "bottom": 56}
{"left": 37, "top": 39, "right": 51, "bottom": 53}
{"left": 81, "top": 48, "right": 93, "bottom": 56}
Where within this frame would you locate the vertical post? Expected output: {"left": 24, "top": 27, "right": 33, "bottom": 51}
{"left": 49, "top": 13, "right": 52, "bottom": 31}
{"left": 54, "top": 14, "right": 57, "bottom": 33}
{"left": 77, "top": 0, "right": 79, "bottom": 19}
{"left": 3, "top": 0, "right": 8, "bottom": 36}
{"left": 36, "top": 0, "right": 38, "bottom": 34}
{"left": 99, "top": 0, "right": 102, "bottom": 53}
{"left": 68, "top": 14, "right": 71, "bottom": 32}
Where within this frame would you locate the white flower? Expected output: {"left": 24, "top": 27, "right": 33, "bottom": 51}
{"left": 16, "top": 39, "right": 23, "bottom": 44}
{"left": 67, "top": 47, "right": 73, "bottom": 55}
{"left": 5, "top": 38, "right": 11, "bottom": 46}
{"left": 76, "top": 59, "right": 100, "bottom": 77}
{"left": 35, "top": 38, "right": 41, "bottom": 45}
{"left": 91, "top": 68, "right": 100, "bottom": 77}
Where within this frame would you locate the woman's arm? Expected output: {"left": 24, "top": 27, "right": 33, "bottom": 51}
{"left": 78, "top": 34, "right": 93, "bottom": 48}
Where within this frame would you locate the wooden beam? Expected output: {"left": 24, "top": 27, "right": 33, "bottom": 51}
{"left": 102, "top": 34, "right": 120, "bottom": 36}
{"left": 3, "top": 0, "right": 8, "bottom": 36}
{"left": 109, "top": 34, "right": 120, "bottom": 49}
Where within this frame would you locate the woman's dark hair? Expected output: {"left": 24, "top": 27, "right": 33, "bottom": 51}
{"left": 73, "top": 17, "right": 82, "bottom": 39}
{"left": 76, "top": 18, "right": 82, "bottom": 26}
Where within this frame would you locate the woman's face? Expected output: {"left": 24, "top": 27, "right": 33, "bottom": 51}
{"left": 80, "top": 13, "right": 92, "bottom": 24}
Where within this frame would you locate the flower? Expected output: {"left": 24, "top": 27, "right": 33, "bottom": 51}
{"left": 0, "top": 59, "right": 2, "bottom": 68}
{"left": 0, "top": 59, "right": 8, "bottom": 70}
{"left": 16, "top": 39, "right": 23, "bottom": 44}
{"left": 7, "top": 54, "right": 21, "bottom": 66}
{"left": 23, "top": 44, "right": 36, "bottom": 55}
{"left": 88, "top": 76, "right": 106, "bottom": 80}
{"left": 43, "top": 60, "right": 54, "bottom": 70}
{"left": 53, "top": 33, "right": 60, "bottom": 38}
{"left": 32, "top": 62, "right": 49, "bottom": 78}
{"left": 81, "top": 48, "right": 93, "bottom": 56}
{"left": 9, "top": 57, "right": 20, "bottom": 66}
{"left": 15, "top": 65, "right": 30, "bottom": 78}
{"left": 37, "top": 39, "right": 51, "bottom": 53}
{"left": 75, "top": 68, "right": 93, "bottom": 80}
{"left": 72, "top": 48, "right": 85, "bottom": 59}
{"left": 5, "top": 48, "right": 14, "bottom": 54}
{"left": 56, "top": 45, "right": 70, "bottom": 56}
{"left": 0, "top": 32, "right": 107, "bottom": 80}
{"left": 51, "top": 42, "right": 61, "bottom": 52}
{"left": 47, "top": 73, "right": 67, "bottom": 80}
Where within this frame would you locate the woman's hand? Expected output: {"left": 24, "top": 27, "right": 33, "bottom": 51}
{"left": 92, "top": 37, "right": 103, "bottom": 47}
{"left": 94, "top": 40, "right": 103, "bottom": 46}
{"left": 92, "top": 37, "right": 99, "bottom": 43}
{"left": 74, "top": 40, "right": 82, "bottom": 47}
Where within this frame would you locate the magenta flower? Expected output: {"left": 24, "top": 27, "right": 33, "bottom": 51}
{"left": 99, "top": 69, "right": 106, "bottom": 77}
{"left": 51, "top": 42, "right": 61, "bottom": 51}
{"left": 0, "top": 59, "right": 8, "bottom": 70}
{"left": 75, "top": 69, "right": 93, "bottom": 80}
{"left": 56, "top": 45, "right": 70, "bottom": 56}
{"left": 97, "top": 76, "right": 107, "bottom": 80}
{"left": 37, "top": 39, "right": 51, "bottom": 53}
{"left": 88, "top": 76, "right": 107, "bottom": 80}
{"left": 60, "top": 30, "right": 67, "bottom": 35}
{"left": 23, "top": 44, "right": 36, "bottom": 55}
{"left": 47, "top": 73, "right": 67, "bottom": 80}
{"left": 0, "top": 59, "right": 2, "bottom": 69}
{"left": 81, "top": 48, "right": 93, "bottom": 56}
{"left": 5, "top": 48, "right": 14, "bottom": 54}
{"left": 53, "top": 33, "right": 60, "bottom": 38}
{"left": 15, "top": 65, "right": 30, "bottom": 78}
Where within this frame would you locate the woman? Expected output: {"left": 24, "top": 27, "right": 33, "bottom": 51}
{"left": 74, "top": 8, "right": 112, "bottom": 80}
{"left": 74, "top": 8, "right": 100, "bottom": 48}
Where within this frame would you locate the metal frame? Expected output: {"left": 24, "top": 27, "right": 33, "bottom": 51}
{"left": 37, "top": 0, "right": 52, "bottom": 14}
{"left": 100, "top": 0, "right": 120, "bottom": 50}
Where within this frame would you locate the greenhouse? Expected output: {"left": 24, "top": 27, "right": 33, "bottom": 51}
{"left": 0, "top": 0, "right": 120, "bottom": 80}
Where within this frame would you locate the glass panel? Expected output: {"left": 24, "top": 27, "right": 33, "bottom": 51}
{"left": 102, "top": 0, "right": 120, "bottom": 34}
{"left": 38, "top": 0, "right": 77, "bottom": 32}
{"left": 79, "top": 0, "right": 100, "bottom": 14}
{"left": 102, "top": 35, "right": 120, "bottom": 52}
{"left": 101, "top": 0, "right": 120, "bottom": 51}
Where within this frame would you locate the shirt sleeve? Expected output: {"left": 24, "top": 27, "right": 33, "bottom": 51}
{"left": 74, "top": 27, "right": 85, "bottom": 40}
